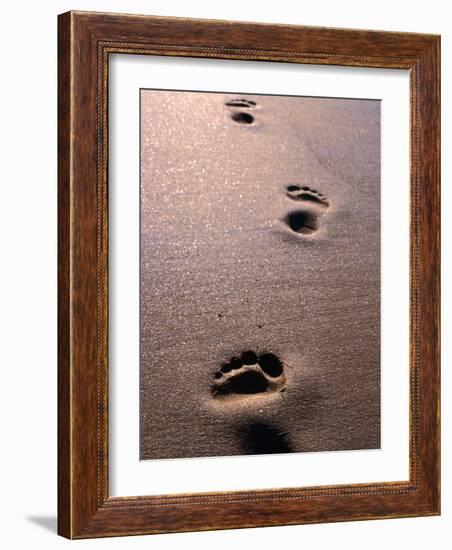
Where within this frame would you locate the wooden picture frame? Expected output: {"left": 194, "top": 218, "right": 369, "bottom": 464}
{"left": 58, "top": 10, "right": 440, "bottom": 539}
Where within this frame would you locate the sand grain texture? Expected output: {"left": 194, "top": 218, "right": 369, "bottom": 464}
{"left": 139, "top": 90, "right": 380, "bottom": 459}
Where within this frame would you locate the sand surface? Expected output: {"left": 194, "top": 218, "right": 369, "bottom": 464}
{"left": 140, "top": 90, "right": 380, "bottom": 459}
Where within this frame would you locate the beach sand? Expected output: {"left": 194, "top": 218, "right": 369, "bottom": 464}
{"left": 139, "top": 90, "right": 380, "bottom": 459}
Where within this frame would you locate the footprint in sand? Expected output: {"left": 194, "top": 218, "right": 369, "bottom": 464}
{"left": 212, "top": 351, "right": 285, "bottom": 397}
{"left": 212, "top": 352, "right": 291, "bottom": 453}
{"left": 225, "top": 99, "right": 257, "bottom": 109}
{"left": 284, "top": 184, "right": 330, "bottom": 235}
{"left": 225, "top": 98, "right": 257, "bottom": 125}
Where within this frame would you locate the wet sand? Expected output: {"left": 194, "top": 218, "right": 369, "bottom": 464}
{"left": 140, "top": 90, "right": 380, "bottom": 459}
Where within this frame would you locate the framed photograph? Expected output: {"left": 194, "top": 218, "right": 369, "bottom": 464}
{"left": 58, "top": 11, "right": 440, "bottom": 538}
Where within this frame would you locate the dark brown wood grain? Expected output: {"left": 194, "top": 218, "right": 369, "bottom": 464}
{"left": 58, "top": 10, "right": 440, "bottom": 539}
{"left": 57, "top": 10, "right": 71, "bottom": 539}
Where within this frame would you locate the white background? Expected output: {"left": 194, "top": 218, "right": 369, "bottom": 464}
{"left": 110, "top": 57, "right": 409, "bottom": 496}
{"left": 0, "top": 1, "right": 449, "bottom": 548}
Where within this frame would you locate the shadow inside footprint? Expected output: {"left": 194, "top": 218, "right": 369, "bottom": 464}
{"left": 215, "top": 370, "right": 269, "bottom": 395}
{"left": 258, "top": 353, "right": 284, "bottom": 377}
{"left": 231, "top": 112, "right": 254, "bottom": 124}
{"left": 238, "top": 422, "right": 293, "bottom": 454}
{"left": 285, "top": 210, "right": 319, "bottom": 234}
{"left": 283, "top": 185, "right": 329, "bottom": 236}
{"left": 212, "top": 351, "right": 285, "bottom": 397}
